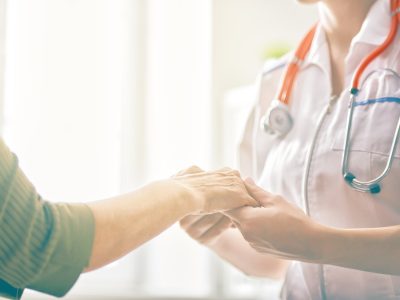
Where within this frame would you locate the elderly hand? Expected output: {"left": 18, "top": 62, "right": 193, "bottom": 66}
{"left": 173, "top": 166, "right": 259, "bottom": 214}
{"left": 224, "top": 178, "right": 326, "bottom": 262}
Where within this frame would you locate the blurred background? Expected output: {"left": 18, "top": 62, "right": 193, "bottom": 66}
{"left": 0, "top": 0, "right": 317, "bottom": 299}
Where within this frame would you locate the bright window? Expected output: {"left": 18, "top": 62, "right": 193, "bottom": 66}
{"left": 2, "top": 0, "right": 317, "bottom": 299}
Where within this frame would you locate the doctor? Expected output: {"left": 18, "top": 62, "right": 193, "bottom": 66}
{"left": 181, "top": 0, "right": 400, "bottom": 298}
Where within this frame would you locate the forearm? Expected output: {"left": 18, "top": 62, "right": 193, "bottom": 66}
{"left": 86, "top": 179, "right": 194, "bottom": 271}
{"left": 316, "top": 224, "right": 400, "bottom": 275}
{"left": 211, "top": 229, "right": 289, "bottom": 279}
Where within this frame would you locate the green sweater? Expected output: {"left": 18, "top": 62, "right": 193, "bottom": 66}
{"left": 0, "top": 139, "right": 95, "bottom": 299}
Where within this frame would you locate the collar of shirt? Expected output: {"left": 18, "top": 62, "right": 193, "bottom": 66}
{"left": 302, "top": 24, "right": 332, "bottom": 95}
{"left": 350, "top": 0, "right": 391, "bottom": 48}
{"left": 300, "top": 0, "right": 392, "bottom": 94}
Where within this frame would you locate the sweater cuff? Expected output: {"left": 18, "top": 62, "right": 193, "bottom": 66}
{"left": 28, "top": 203, "right": 95, "bottom": 297}
{"left": 0, "top": 279, "right": 23, "bottom": 299}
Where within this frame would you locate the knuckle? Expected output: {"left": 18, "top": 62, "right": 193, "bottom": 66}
{"left": 186, "top": 165, "right": 203, "bottom": 174}
{"left": 227, "top": 174, "right": 241, "bottom": 185}
{"left": 173, "top": 169, "right": 186, "bottom": 177}
{"left": 189, "top": 165, "right": 200, "bottom": 171}
{"left": 231, "top": 169, "right": 241, "bottom": 177}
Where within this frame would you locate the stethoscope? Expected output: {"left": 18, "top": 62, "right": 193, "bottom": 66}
{"left": 260, "top": 0, "right": 400, "bottom": 194}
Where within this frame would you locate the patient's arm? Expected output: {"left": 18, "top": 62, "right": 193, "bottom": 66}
{"left": 86, "top": 166, "right": 257, "bottom": 271}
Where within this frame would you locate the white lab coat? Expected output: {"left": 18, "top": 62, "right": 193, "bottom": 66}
{"left": 238, "top": 0, "right": 400, "bottom": 299}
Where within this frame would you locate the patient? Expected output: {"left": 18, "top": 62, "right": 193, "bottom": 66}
{"left": 0, "top": 139, "right": 257, "bottom": 299}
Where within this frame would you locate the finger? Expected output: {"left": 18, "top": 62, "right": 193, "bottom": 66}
{"left": 185, "top": 214, "right": 224, "bottom": 239}
{"left": 233, "top": 178, "right": 261, "bottom": 208}
{"left": 186, "top": 165, "right": 204, "bottom": 174}
{"left": 197, "top": 216, "right": 232, "bottom": 244}
{"left": 244, "top": 177, "right": 271, "bottom": 195}
{"left": 175, "top": 165, "right": 204, "bottom": 177}
{"left": 173, "top": 168, "right": 189, "bottom": 177}
{"left": 242, "top": 194, "right": 260, "bottom": 207}
{"left": 223, "top": 206, "right": 255, "bottom": 223}
{"left": 244, "top": 178, "right": 272, "bottom": 207}
{"left": 191, "top": 213, "right": 223, "bottom": 227}
{"left": 190, "top": 213, "right": 223, "bottom": 229}
{"left": 245, "top": 177, "right": 256, "bottom": 185}
{"left": 180, "top": 215, "right": 203, "bottom": 229}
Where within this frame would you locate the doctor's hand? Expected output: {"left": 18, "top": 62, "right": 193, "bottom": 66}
{"left": 224, "top": 178, "right": 325, "bottom": 262}
{"left": 172, "top": 166, "right": 259, "bottom": 214}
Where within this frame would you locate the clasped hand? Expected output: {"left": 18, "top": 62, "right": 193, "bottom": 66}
{"left": 179, "top": 168, "right": 325, "bottom": 263}
{"left": 225, "top": 178, "right": 325, "bottom": 262}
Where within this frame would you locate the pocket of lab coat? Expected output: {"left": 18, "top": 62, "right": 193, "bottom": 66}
{"left": 331, "top": 100, "right": 400, "bottom": 214}
{"left": 332, "top": 69, "right": 400, "bottom": 157}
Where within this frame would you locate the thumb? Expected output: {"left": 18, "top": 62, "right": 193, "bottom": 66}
{"left": 244, "top": 178, "right": 272, "bottom": 207}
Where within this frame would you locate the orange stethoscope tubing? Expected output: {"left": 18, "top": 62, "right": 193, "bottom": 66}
{"left": 351, "top": 0, "right": 400, "bottom": 94}
{"left": 278, "top": 25, "right": 317, "bottom": 105}
{"left": 277, "top": 0, "right": 400, "bottom": 104}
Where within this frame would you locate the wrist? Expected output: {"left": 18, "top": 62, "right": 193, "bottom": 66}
{"left": 164, "top": 178, "right": 200, "bottom": 216}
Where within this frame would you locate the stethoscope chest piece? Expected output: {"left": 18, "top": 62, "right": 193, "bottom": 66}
{"left": 260, "top": 99, "right": 293, "bottom": 136}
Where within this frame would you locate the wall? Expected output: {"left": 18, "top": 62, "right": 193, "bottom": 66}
{"left": 211, "top": 0, "right": 318, "bottom": 166}
{"left": 0, "top": 0, "right": 4, "bottom": 135}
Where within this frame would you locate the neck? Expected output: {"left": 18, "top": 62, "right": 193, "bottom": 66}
{"left": 319, "top": 0, "right": 377, "bottom": 52}
{"left": 318, "top": 0, "right": 377, "bottom": 95}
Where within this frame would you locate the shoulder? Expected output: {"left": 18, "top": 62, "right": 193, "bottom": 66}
{"left": 256, "top": 52, "right": 291, "bottom": 94}
{"left": 260, "top": 52, "right": 291, "bottom": 79}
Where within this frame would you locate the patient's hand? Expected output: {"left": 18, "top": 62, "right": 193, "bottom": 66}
{"left": 172, "top": 166, "right": 258, "bottom": 214}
